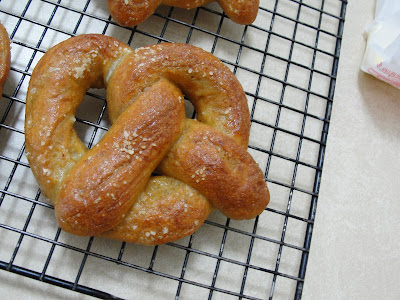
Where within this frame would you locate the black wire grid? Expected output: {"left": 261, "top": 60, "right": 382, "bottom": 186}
{"left": 0, "top": 0, "right": 347, "bottom": 299}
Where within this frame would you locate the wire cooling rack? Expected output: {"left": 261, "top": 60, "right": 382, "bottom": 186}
{"left": 0, "top": 0, "right": 347, "bottom": 299}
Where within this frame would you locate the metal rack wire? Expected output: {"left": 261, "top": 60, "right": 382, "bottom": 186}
{"left": 0, "top": 0, "right": 347, "bottom": 299}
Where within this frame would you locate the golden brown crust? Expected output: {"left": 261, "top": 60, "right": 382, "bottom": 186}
{"left": 107, "top": 0, "right": 259, "bottom": 26}
{"left": 218, "top": 0, "right": 259, "bottom": 25}
{"left": 157, "top": 120, "right": 269, "bottom": 220}
{"left": 107, "top": 0, "right": 162, "bottom": 27}
{"left": 0, "top": 23, "right": 10, "bottom": 97}
{"left": 101, "top": 176, "right": 213, "bottom": 245}
{"left": 56, "top": 80, "right": 186, "bottom": 236}
{"left": 25, "top": 34, "right": 133, "bottom": 202}
{"left": 25, "top": 34, "right": 269, "bottom": 244}
{"left": 106, "top": 42, "right": 250, "bottom": 147}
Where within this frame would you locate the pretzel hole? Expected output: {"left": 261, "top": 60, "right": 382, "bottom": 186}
{"left": 73, "top": 89, "right": 110, "bottom": 148}
{"left": 184, "top": 97, "right": 196, "bottom": 119}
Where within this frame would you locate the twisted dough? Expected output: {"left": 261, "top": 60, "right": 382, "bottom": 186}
{"left": 107, "top": 0, "right": 259, "bottom": 26}
{"left": 0, "top": 23, "right": 10, "bottom": 96}
{"left": 25, "top": 34, "right": 269, "bottom": 245}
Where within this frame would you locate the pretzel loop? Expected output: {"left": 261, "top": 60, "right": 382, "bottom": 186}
{"left": 107, "top": 43, "right": 268, "bottom": 220}
{"left": 25, "top": 34, "right": 269, "bottom": 245}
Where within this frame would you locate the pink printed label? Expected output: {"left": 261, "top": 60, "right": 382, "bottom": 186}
{"left": 367, "top": 62, "right": 400, "bottom": 88}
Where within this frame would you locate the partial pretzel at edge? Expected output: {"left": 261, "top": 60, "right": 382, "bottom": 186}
{"left": 107, "top": 0, "right": 260, "bottom": 26}
{"left": 0, "top": 23, "right": 10, "bottom": 97}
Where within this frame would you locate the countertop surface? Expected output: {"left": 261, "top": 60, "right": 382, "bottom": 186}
{"left": 303, "top": 0, "right": 400, "bottom": 299}
{"left": 1, "top": 0, "right": 400, "bottom": 299}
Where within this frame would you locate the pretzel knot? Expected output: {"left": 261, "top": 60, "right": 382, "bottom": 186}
{"left": 25, "top": 34, "right": 269, "bottom": 245}
{"left": 107, "top": 0, "right": 259, "bottom": 26}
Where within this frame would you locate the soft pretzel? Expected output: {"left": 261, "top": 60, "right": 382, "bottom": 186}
{"left": 25, "top": 34, "right": 269, "bottom": 245}
{"left": 0, "top": 23, "right": 10, "bottom": 96}
{"left": 107, "top": 0, "right": 259, "bottom": 26}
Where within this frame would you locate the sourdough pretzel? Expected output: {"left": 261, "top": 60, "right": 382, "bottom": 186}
{"left": 25, "top": 34, "right": 269, "bottom": 245}
{"left": 0, "top": 23, "right": 10, "bottom": 96}
{"left": 107, "top": 0, "right": 259, "bottom": 26}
